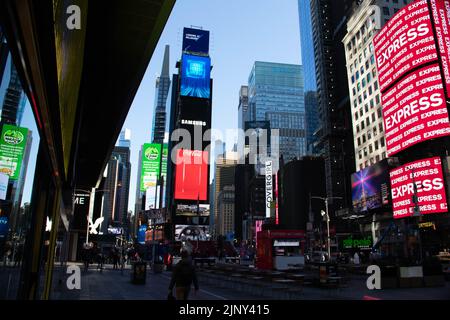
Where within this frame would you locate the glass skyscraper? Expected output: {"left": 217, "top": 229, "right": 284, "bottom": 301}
{"left": 298, "top": 0, "right": 320, "bottom": 155}
{"left": 247, "top": 61, "right": 305, "bottom": 163}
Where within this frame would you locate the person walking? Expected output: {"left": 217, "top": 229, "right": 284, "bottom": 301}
{"left": 168, "top": 250, "right": 199, "bottom": 300}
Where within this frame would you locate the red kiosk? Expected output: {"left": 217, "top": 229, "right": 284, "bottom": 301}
{"left": 256, "top": 230, "right": 306, "bottom": 270}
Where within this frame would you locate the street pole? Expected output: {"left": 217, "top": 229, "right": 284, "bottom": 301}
{"left": 325, "top": 198, "right": 331, "bottom": 261}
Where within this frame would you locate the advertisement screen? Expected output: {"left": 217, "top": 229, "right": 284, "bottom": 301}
{"left": 176, "top": 204, "right": 210, "bottom": 216}
{"left": 182, "top": 27, "right": 210, "bottom": 55}
{"left": 373, "top": 0, "right": 438, "bottom": 92}
{"left": 0, "top": 216, "right": 8, "bottom": 239}
{"left": 174, "top": 149, "right": 209, "bottom": 201}
{"left": 140, "top": 143, "right": 161, "bottom": 192}
{"left": 181, "top": 54, "right": 211, "bottom": 99}
{"left": 138, "top": 224, "right": 147, "bottom": 244}
{"left": 352, "top": 160, "right": 391, "bottom": 213}
{"left": 0, "top": 125, "right": 28, "bottom": 180}
{"left": 381, "top": 63, "right": 450, "bottom": 156}
{"left": 175, "top": 224, "right": 211, "bottom": 241}
{"left": 390, "top": 157, "right": 448, "bottom": 219}
{"left": 431, "top": 0, "right": 450, "bottom": 97}
{"left": 145, "top": 186, "right": 157, "bottom": 210}
{"left": 72, "top": 192, "right": 90, "bottom": 230}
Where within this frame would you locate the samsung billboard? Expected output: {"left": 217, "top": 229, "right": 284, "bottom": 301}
{"left": 182, "top": 27, "right": 210, "bottom": 55}
{"left": 374, "top": 0, "right": 450, "bottom": 156}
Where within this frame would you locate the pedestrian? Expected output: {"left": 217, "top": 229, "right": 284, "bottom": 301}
{"left": 168, "top": 250, "right": 199, "bottom": 300}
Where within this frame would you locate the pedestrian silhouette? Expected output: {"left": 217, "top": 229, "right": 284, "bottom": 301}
{"left": 168, "top": 250, "right": 199, "bottom": 300}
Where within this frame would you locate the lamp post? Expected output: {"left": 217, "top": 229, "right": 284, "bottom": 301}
{"left": 311, "top": 196, "right": 343, "bottom": 261}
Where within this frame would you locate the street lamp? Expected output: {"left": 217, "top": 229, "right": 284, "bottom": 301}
{"left": 311, "top": 196, "right": 343, "bottom": 261}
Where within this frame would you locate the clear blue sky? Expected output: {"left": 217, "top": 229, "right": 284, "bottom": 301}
{"left": 21, "top": 0, "right": 303, "bottom": 213}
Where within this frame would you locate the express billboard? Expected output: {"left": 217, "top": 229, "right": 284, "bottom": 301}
{"left": 180, "top": 54, "right": 211, "bottom": 99}
{"left": 382, "top": 63, "right": 450, "bottom": 156}
{"left": 174, "top": 149, "right": 209, "bottom": 201}
{"left": 182, "top": 27, "right": 210, "bottom": 55}
{"left": 390, "top": 157, "right": 448, "bottom": 219}
{"left": 351, "top": 160, "right": 391, "bottom": 213}
{"left": 373, "top": 0, "right": 438, "bottom": 92}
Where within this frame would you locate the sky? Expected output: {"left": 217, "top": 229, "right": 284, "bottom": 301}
{"left": 21, "top": 0, "right": 303, "bottom": 213}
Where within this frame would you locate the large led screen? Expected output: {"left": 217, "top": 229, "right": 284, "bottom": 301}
{"left": 181, "top": 54, "right": 211, "bottom": 99}
{"left": 174, "top": 149, "right": 209, "bottom": 201}
{"left": 175, "top": 224, "right": 211, "bottom": 241}
{"left": 373, "top": 0, "right": 437, "bottom": 92}
{"left": 0, "top": 125, "right": 28, "bottom": 180}
{"left": 182, "top": 27, "right": 210, "bottom": 55}
{"left": 390, "top": 157, "right": 448, "bottom": 219}
{"left": 351, "top": 160, "right": 391, "bottom": 213}
{"left": 381, "top": 63, "right": 450, "bottom": 156}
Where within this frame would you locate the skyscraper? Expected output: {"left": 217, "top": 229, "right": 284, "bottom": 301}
{"left": 238, "top": 85, "right": 249, "bottom": 131}
{"left": 298, "top": 0, "right": 320, "bottom": 155}
{"left": 117, "top": 128, "right": 131, "bottom": 148}
{"left": 102, "top": 146, "right": 131, "bottom": 233}
{"left": 310, "top": 0, "right": 357, "bottom": 211}
{"left": 247, "top": 61, "right": 306, "bottom": 163}
{"left": 152, "top": 45, "right": 171, "bottom": 144}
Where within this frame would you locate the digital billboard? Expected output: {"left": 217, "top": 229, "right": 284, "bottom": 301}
{"left": 373, "top": 0, "right": 437, "bottom": 92}
{"left": 176, "top": 204, "right": 210, "bottom": 216}
{"left": 174, "top": 149, "right": 209, "bottom": 201}
{"left": 182, "top": 27, "right": 210, "bottom": 55}
{"left": 0, "top": 125, "right": 28, "bottom": 180}
{"left": 390, "top": 157, "right": 448, "bottom": 219}
{"left": 352, "top": 160, "right": 391, "bottom": 214}
{"left": 381, "top": 63, "right": 450, "bottom": 156}
{"left": 430, "top": 0, "right": 450, "bottom": 97}
{"left": 175, "top": 224, "right": 211, "bottom": 241}
{"left": 138, "top": 224, "right": 147, "bottom": 244}
{"left": 0, "top": 216, "right": 8, "bottom": 239}
{"left": 140, "top": 143, "right": 161, "bottom": 192}
{"left": 181, "top": 54, "right": 211, "bottom": 99}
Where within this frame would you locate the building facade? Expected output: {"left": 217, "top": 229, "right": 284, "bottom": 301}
{"left": 298, "top": 0, "right": 320, "bottom": 155}
{"left": 238, "top": 85, "right": 249, "bottom": 131}
{"left": 343, "top": 0, "right": 413, "bottom": 171}
{"left": 217, "top": 185, "right": 235, "bottom": 239}
{"left": 247, "top": 61, "right": 306, "bottom": 163}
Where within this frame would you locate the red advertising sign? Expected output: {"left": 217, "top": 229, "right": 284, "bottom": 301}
{"left": 174, "top": 149, "right": 209, "bottom": 201}
{"left": 374, "top": 0, "right": 438, "bottom": 92}
{"left": 430, "top": 0, "right": 450, "bottom": 97}
{"left": 390, "top": 157, "right": 447, "bottom": 219}
{"left": 382, "top": 63, "right": 450, "bottom": 156}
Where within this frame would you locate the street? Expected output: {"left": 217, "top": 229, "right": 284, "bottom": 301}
{"left": 50, "top": 263, "right": 450, "bottom": 300}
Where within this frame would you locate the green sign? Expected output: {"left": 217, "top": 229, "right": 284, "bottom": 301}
{"left": 342, "top": 236, "right": 372, "bottom": 250}
{"left": 161, "top": 144, "right": 168, "bottom": 178}
{"left": 0, "top": 125, "right": 28, "bottom": 180}
{"left": 140, "top": 143, "right": 161, "bottom": 192}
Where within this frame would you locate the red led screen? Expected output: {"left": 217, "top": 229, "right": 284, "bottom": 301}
{"left": 382, "top": 63, "right": 450, "bottom": 156}
{"left": 373, "top": 0, "right": 438, "bottom": 92}
{"left": 390, "top": 157, "right": 447, "bottom": 219}
{"left": 174, "top": 149, "right": 209, "bottom": 201}
{"left": 430, "top": 0, "right": 450, "bottom": 97}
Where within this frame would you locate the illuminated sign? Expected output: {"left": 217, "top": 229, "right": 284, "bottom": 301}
{"left": 140, "top": 143, "right": 161, "bottom": 192}
{"left": 176, "top": 204, "right": 210, "bottom": 216}
{"left": 174, "top": 149, "right": 209, "bottom": 201}
{"left": 0, "top": 125, "right": 28, "bottom": 180}
{"left": 181, "top": 54, "right": 211, "bottom": 99}
{"left": 265, "top": 161, "right": 273, "bottom": 218}
{"left": 419, "top": 221, "right": 436, "bottom": 229}
{"left": 182, "top": 27, "right": 210, "bottom": 55}
{"left": 342, "top": 236, "right": 372, "bottom": 250}
{"left": 351, "top": 160, "right": 391, "bottom": 213}
{"left": 175, "top": 225, "right": 211, "bottom": 241}
{"left": 0, "top": 173, "right": 8, "bottom": 200}
{"left": 381, "top": 63, "right": 450, "bottom": 156}
{"left": 138, "top": 224, "right": 147, "bottom": 244}
{"left": 390, "top": 157, "right": 447, "bottom": 219}
{"left": 373, "top": 0, "right": 437, "bottom": 92}
{"left": 0, "top": 216, "right": 8, "bottom": 238}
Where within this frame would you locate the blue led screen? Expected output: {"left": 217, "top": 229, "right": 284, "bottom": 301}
{"left": 182, "top": 27, "right": 209, "bottom": 55}
{"left": 181, "top": 54, "right": 211, "bottom": 99}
